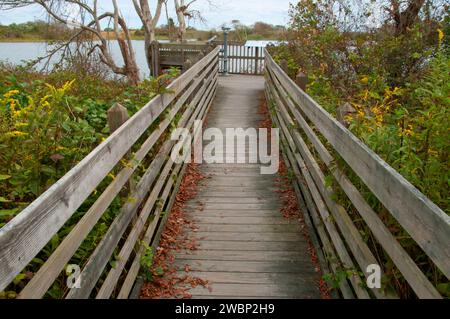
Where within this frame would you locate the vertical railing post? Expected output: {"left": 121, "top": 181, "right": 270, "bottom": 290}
{"left": 254, "top": 47, "right": 259, "bottom": 75}
{"left": 222, "top": 26, "right": 231, "bottom": 75}
{"left": 295, "top": 70, "right": 308, "bottom": 91}
{"left": 150, "top": 41, "right": 160, "bottom": 77}
{"left": 279, "top": 59, "right": 288, "bottom": 74}
{"left": 107, "top": 103, "right": 135, "bottom": 195}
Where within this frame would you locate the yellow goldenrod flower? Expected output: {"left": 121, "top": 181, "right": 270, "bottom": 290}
{"left": 3, "top": 90, "right": 19, "bottom": 98}
{"left": 360, "top": 76, "right": 369, "bottom": 84}
{"left": 5, "top": 131, "right": 28, "bottom": 138}
{"left": 438, "top": 29, "right": 444, "bottom": 43}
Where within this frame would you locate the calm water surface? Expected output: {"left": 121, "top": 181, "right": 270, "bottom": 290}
{"left": 0, "top": 40, "right": 159, "bottom": 78}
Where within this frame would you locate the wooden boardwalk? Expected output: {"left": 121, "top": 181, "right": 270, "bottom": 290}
{"left": 172, "top": 75, "right": 321, "bottom": 298}
{"left": 3, "top": 48, "right": 445, "bottom": 299}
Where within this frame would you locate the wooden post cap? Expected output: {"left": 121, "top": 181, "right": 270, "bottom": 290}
{"left": 295, "top": 71, "right": 308, "bottom": 91}
{"left": 280, "top": 59, "right": 288, "bottom": 74}
{"left": 336, "top": 102, "right": 356, "bottom": 127}
{"left": 107, "top": 103, "right": 129, "bottom": 134}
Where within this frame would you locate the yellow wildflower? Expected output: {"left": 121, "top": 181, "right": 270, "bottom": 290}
{"left": 357, "top": 110, "right": 365, "bottom": 119}
{"left": 360, "top": 76, "right": 369, "bottom": 84}
{"left": 3, "top": 90, "right": 19, "bottom": 98}
{"left": 398, "top": 124, "right": 413, "bottom": 137}
{"left": 438, "top": 29, "right": 444, "bottom": 44}
{"left": 5, "top": 131, "right": 28, "bottom": 138}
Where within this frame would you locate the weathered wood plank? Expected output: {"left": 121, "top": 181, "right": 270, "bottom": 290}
{"left": 173, "top": 259, "right": 316, "bottom": 273}
{"left": 174, "top": 271, "right": 314, "bottom": 285}
{"left": 189, "top": 216, "right": 292, "bottom": 225}
{"left": 173, "top": 250, "right": 310, "bottom": 261}
{"left": 185, "top": 203, "right": 281, "bottom": 210}
{"left": 185, "top": 224, "right": 299, "bottom": 233}
{"left": 185, "top": 209, "right": 283, "bottom": 217}
{"left": 196, "top": 240, "right": 305, "bottom": 251}
{"left": 189, "top": 232, "right": 303, "bottom": 242}
{"left": 187, "top": 283, "right": 319, "bottom": 298}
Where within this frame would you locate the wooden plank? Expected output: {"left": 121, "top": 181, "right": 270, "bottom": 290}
{"left": 266, "top": 53, "right": 450, "bottom": 279}
{"left": 190, "top": 216, "right": 291, "bottom": 225}
{"left": 189, "top": 232, "right": 303, "bottom": 242}
{"left": 186, "top": 224, "right": 299, "bottom": 233}
{"left": 190, "top": 197, "right": 279, "bottom": 204}
{"left": 173, "top": 259, "right": 316, "bottom": 273}
{"left": 185, "top": 209, "right": 282, "bottom": 217}
{"left": 174, "top": 271, "right": 314, "bottom": 285}
{"left": 185, "top": 203, "right": 280, "bottom": 210}
{"left": 196, "top": 240, "right": 305, "bottom": 251}
{"left": 0, "top": 47, "right": 220, "bottom": 291}
{"left": 186, "top": 283, "right": 319, "bottom": 298}
{"left": 173, "top": 250, "right": 310, "bottom": 262}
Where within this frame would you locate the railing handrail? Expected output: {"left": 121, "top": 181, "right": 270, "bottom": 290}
{"left": 264, "top": 49, "right": 449, "bottom": 299}
{"left": 0, "top": 47, "right": 220, "bottom": 295}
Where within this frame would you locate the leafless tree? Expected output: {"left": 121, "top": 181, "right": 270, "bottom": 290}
{"left": 174, "top": 0, "right": 208, "bottom": 42}
{"left": 0, "top": 0, "right": 140, "bottom": 84}
{"left": 132, "top": 0, "right": 164, "bottom": 69}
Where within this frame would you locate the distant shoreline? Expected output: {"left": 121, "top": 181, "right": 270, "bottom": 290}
{"left": 0, "top": 36, "right": 158, "bottom": 43}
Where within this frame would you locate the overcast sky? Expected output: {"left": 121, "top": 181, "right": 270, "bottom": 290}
{"left": 0, "top": 0, "right": 294, "bottom": 30}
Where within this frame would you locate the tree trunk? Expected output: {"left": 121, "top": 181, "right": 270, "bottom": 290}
{"left": 390, "top": 0, "right": 425, "bottom": 35}
{"left": 174, "top": 0, "right": 187, "bottom": 42}
{"left": 133, "top": 0, "right": 163, "bottom": 72}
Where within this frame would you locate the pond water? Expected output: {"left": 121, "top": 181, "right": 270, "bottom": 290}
{"left": 0, "top": 40, "right": 166, "bottom": 79}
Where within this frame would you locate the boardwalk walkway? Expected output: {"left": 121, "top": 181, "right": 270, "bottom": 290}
{"left": 172, "top": 75, "right": 321, "bottom": 298}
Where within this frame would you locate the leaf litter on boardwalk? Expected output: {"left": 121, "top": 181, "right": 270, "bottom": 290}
{"left": 258, "top": 93, "right": 331, "bottom": 299}
{"left": 140, "top": 162, "right": 211, "bottom": 299}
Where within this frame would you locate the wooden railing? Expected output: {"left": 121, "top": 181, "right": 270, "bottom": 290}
{"left": 265, "top": 51, "right": 450, "bottom": 299}
{"left": 0, "top": 47, "right": 220, "bottom": 298}
{"left": 150, "top": 42, "right": 216, "bottom": 76}
{"left": 218, "top": 44, "right": 265, "bottom": 75}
